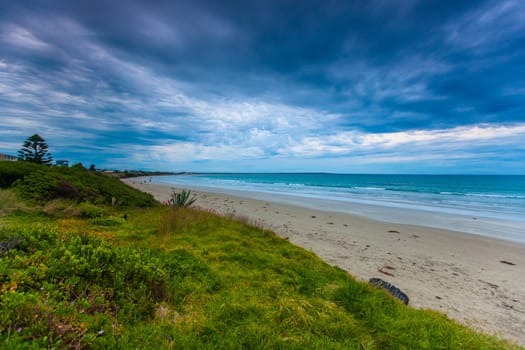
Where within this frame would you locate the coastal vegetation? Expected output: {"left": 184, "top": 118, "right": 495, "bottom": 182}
{"left": 167, "top": 189, "right": 197, "bottom": 208}
{"left": 16, "top": 134, "right": 53, "bottom": 165}
{"left": 0, "top": 161, "right": 520, "bottom": 349}
{"left": 0, "top": 162, "right": 157, "bottom": 207}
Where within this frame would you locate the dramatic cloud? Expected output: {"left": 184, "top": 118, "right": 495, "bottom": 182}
{"left": 0, "top": 0, "right": 523, "bottom": 173}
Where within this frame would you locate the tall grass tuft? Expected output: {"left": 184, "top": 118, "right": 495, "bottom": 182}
{"left": 0, "top": 189, "right": 26, "bottom": 216}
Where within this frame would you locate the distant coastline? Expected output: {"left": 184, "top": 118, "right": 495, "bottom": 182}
{"left": 115, "top": 170, "right": 188, "bottom": 178}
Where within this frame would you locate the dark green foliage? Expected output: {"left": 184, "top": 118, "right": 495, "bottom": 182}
{"left": 13, "top": 170, "right": 61, "bottom": 201}
{"left": 168, "top": 189, "right": 197, "bottom": 208}
{"left": 0, "top": 161, "right": 41, "bottom": 188}
{"left": 0, "top": 225, "right": 218, "bottom": 348}
{"left": 71, "top": 162, "right": 85, "bottom": 170}
{"left": 5, "top": 162, "right": 157, "bottom": 207}
{"left": 17, "top": 134, "right": 52, "bottom": 165}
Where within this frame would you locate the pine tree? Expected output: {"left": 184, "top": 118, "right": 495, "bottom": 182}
{"left": 17, "top": 134, "right": 53, "bottom": 165}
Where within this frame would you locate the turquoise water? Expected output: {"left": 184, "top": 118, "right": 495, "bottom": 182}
{"left": 153, "top": 173, "right": 525, "bottom": 222}
{"left": 151, "top": 173, "right": 525, "bottom": 242}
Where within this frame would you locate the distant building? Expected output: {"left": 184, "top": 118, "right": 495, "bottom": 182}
{"left": 0, "top": 153, "right": 17, "bottom": 161}
{"left": 55, "top": 160, "right": 69, "bottom": 167}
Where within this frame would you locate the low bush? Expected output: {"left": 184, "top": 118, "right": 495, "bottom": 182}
{"left": 0, "top": 225, "right": 218, "bottom": 348}
{"left": 13, "top": 170, "right": 61, "bottom": 202}
{"left": 0, "top": 161, "right": 41, "bottom": 188}
{"left": 78, "top": 202, "right": 105, "bottom": 218}
{"left": 3, "top": 162, "right": 157, "bottom": 207}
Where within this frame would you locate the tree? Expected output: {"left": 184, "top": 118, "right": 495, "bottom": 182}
{"left": 17, "top": 134, "right": 53, "bottom": 165}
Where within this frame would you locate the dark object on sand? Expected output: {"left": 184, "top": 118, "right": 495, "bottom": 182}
{"left": 369, "top": 277, "right": 410, "bottom": 305}
{"left": 500, "top": 260, "right": 516, "bottom": 266}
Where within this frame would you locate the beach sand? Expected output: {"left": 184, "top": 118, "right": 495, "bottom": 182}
{"left": 124, "top": 178, "right": 525, "bottom": 345}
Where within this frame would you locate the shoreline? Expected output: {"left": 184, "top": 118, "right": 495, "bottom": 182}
{"left": 155, "top": 178, "right": 525, "bottom": 244}
{"left": 124, "top": 178, "right": 525, "bottom": 345}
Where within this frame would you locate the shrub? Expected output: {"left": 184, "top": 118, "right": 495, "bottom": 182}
{"left": 13, "top": 169, "right": 60, "bottom": 201}
{"left": 167, "top": 189, "right": 197, "bottom": 208}
{"left": 0, "top": 161, "right": 42, "bottom": 188}
{"left": 0, "top": 225, "right": 218, "bottom": 348}
{"left": 79, "top": 202, "right": 105, "bottom": 218}
{"left": 8, "top": 162, "right": 157, "bottom": 207}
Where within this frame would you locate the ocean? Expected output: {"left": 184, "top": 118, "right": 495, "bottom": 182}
{"left": 151, "top": 173, "right": 525, "bottom": 243}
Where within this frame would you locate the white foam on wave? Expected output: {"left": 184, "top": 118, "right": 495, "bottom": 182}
{"left": 152, "top": 175, "right": 525, "bottom": 243}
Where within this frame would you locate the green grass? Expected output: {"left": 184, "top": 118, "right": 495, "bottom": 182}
{"left": 0, "top": 165, "right": 521, "bottom": 349}
{"left": 1, "top": 206, "right": 520, "bottom": 349}
{"left": 0, "top": 190, "right": 19, "bottom": 215}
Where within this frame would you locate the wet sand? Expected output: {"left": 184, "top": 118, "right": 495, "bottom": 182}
{"left": 124, "top": 178, "right": 525, "bottom": 345}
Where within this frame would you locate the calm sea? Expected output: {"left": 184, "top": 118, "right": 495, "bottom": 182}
{"left": 152, "top": 173, "right": 525, "bottom": 241}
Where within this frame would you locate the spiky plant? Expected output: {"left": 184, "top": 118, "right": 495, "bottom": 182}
{"left": 169, "top": 189, "right": 197, "bottom": 208}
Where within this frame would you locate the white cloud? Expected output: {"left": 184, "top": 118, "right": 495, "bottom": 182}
{"left": 115, "top": 123, "right": 525, "bottom": 172}
{"left": 327, "top": 55, "right": 450, "bottom": 105}
{"left": 1, "top": 24, "right": 51, "bottom": 50}
{"left": 131, "top": 142, "right": 265, "bottom": 163}
{"left": 0, "top": 140, "right": 21, "bottom": 151}
{"left": 444, "top": 0, "right": 525, "bottom": 54}
{"left": 283, "top": 124, "right": 525, "bottom": 157}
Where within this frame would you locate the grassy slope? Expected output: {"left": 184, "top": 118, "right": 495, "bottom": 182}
{"left": 0, "top": 161, "right": 157, "bottom": 207}
{"left": 0, "top": 162, "right": 520, "bottom": 349}
{"left": 2, "top": 207, "right": 520, "bottom": 349}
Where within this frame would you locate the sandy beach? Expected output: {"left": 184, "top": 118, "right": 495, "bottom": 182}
{"left": 124, "top": 178, "right": 525, "bottom": 345}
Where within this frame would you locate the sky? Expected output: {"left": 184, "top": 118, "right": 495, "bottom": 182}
{"left": 0, "top": 0, "right": 524, "bottom": 174}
